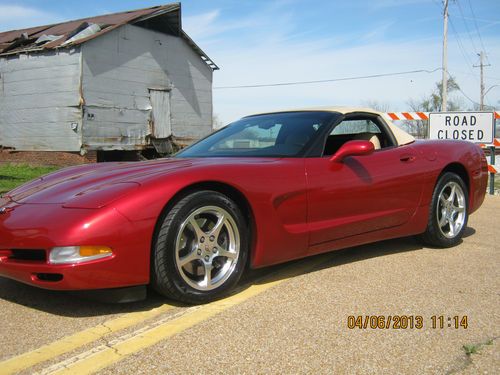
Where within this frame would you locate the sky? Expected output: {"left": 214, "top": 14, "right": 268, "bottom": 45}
{"left": 1, "top": 0, "right": 499, "bottom": 124}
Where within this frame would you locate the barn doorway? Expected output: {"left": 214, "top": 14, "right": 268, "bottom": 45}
{"left": 149, "top": 88, "right": 172, "bottom": 139}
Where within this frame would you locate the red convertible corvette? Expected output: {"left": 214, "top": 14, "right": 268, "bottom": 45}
{"left": 0, "top": 108, "right": 488, "bottom": 303}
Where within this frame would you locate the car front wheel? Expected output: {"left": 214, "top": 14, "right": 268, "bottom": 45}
{"left": 152, "top": 190, "right": 248, "bottom": 304}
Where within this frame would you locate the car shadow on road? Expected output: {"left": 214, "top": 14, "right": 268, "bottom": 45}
{"left": 0, "top": 227, "right": 476, "bottom": 317}
{"left": 242, "top": 226, "right": 476, "bottom": 287}
{"left": 0, "top": 277, "right": 173, "bottom": 317}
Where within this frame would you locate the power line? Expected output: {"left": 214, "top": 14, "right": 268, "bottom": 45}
{"left": 448, "top": 17, "right": 478, "bottom": 79}
{"left": 444, "top": 69, "right": 480, "bottom": 106}
{"left": 213, "top": 68, "right": 442, "bottom": 89}
{"left": 453, "top": 70, "right": 500, "bottom": 81}
{"left": 214, "top": 67, "right": 481, "bottom": 108}
{"left": 454, "top": 0, "right": 478, "bottom": 54}
{"left": 458, "top": 16, "right": 499, "bottom": 24}
{"left": 441, "top": 0, "right": 449, "bottom": 111}
{"left": 456, "top": 86, "right": 479, "bottom": 106}
{"left": 466, "top": 0, "right": 489, "bottom": 63}
{"left": 433, "top": 0, "right": 482, "bottom": 106}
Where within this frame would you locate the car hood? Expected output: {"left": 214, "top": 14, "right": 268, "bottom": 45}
{"left": 4, "top": 158, "right": 196, "bottom": 205}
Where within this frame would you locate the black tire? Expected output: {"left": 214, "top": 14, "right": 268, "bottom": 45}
{"left": 151, "top": 190, "right": 248, "bottom": 304}
{"left": 420, "top": 172, "right": 468, "bottom": 248}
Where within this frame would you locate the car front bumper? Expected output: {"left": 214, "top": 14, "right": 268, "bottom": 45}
{"left": 0, "top": 202, "right": 152, "bottom": 290}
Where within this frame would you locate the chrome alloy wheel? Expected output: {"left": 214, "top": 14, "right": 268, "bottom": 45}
{"left": 436, "top": 181, "right": 466, "bottom": 238}
{"left": 175, "top": 206, "right": 240, "bottom": 291}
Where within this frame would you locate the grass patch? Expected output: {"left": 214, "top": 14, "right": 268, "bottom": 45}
{"left": 463, "top": 339, "right": 494, "bottom": 356}
{"left": 0, "top": 164, "right": 59, "bottom": 194}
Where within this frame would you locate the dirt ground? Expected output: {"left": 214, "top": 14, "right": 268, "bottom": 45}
{"left": 0, "top": 150, "right": 95, "bottom": 167}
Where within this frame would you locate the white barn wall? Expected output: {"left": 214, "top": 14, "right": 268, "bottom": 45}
{"left": 161, "top": 31, "right": 213, "bottom": 139}
{"left": 0, "top": 50, "right": 82, "bottom": 151}
{"left": 81, "top": 24, "right": 213, "bottom": 150}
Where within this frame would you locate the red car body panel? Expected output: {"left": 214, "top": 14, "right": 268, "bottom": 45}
{"left": 0, "top": 138, "right": 488, "bottom": 291}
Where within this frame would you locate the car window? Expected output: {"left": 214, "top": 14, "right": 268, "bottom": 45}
{"left": 209, "top": 123, "right": 283, "bottom": 151}
{"left": 330, "top": 119, "right": 381, "bottom": 135}
{"left": 176, "top": 112, "right": 338, "bottom": 158}
{"left": 323, "top": 117, "right": 393, "bottom": 156}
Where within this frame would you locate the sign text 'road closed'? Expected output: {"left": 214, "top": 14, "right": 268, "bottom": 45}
{"left": 429, "top": 112, "right": 494, "bottom": 144}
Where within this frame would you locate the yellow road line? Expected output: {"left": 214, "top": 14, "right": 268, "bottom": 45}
{"left": 0, "top": 303, "right": 175, "bottom": 375}
{"left": 47, "top": 256, "right": 325, "bottom": 375}
{"left": 36, "top": 306, "right": 203, "bottom": 375}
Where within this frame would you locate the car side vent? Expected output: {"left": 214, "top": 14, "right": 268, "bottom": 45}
{"left": 10, "top": 249, "right": 47, "bottom": 262}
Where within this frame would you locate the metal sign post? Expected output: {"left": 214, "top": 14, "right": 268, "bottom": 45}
{"left": 490, "top": 146, "right": 496, "bottom": 195}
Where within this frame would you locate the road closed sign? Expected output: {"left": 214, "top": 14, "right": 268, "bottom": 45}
{"left": 429, "top": 112, "right": 495, "bottom": 144}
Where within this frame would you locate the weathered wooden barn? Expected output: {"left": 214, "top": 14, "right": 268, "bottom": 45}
{"left": 0, "top": 3, "right": 218, "bottom": 158}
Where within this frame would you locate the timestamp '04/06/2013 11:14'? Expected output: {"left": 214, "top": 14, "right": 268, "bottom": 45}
{"left": 346, "top": 315, "right": 468, "bottom": 330}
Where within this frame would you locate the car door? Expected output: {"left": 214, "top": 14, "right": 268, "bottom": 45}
{"left": 305, "top": 114, "right": 425, "bottom": 246}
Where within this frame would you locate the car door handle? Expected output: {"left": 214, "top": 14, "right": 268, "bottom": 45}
{"left": 400, "top": 154, "right": 416, "bottom": 163}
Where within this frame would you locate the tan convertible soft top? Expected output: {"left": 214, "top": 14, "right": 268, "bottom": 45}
{"left": 250, "top": 106, "right": 416, "bottom": 146}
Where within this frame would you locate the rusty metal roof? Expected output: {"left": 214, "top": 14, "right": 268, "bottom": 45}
{"left": 0, "top": 3, "right": 218, "bottom": 70}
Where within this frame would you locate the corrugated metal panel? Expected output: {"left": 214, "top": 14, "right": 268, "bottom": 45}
{"left": 0, "top": 49, "right": 79, "bottom": 71}
{"left": 82, "top": 106, "right": 149, "bottom": 150}
{"left": 162, "top": 32, "right": 213, "bottom": 139}
{"left": 81, "top": 26, "right": 157, "bottom": 150}
{"left": 149, "top": 89, "right": 172, "bottom": 138}
{"left": 0, "top": 50, "right": 82, "bottom": 151}
{"left": 80, "top": 25, "right": 212, "bottom": 149}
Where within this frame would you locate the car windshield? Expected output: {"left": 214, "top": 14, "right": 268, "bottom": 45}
{"left": 176, "top": 111, "right": 338, "bottom": 158}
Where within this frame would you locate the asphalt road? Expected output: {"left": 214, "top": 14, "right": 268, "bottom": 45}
{"left": 0, "top": 196, "right": 498, "bottom": 375}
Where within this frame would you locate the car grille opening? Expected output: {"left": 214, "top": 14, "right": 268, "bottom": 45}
{"left": 35, "top": 273, "right": 63, "bottom": 282}
{"left": 10, "top": 249, "right": 47, "bottom": 262}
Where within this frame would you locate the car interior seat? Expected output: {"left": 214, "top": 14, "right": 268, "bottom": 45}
{"left": 353, "top": 133, "right": 381, "bottom": 150}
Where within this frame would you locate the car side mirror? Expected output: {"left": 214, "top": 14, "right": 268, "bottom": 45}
{"left": 330, "top": 140, "right": 374, "bottom": 163}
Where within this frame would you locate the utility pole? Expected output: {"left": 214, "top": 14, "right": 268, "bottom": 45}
{"left": 474, "top": 52, "right": 491, "bottom": 110}
{"left": 441, "top": 0, "right": 449, "bottom": 112}
{"left": 473, "top": 52, "right": 494, "bottom": 195}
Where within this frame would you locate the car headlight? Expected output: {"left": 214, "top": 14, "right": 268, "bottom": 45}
{"left": 49, "top": 246, "right": 113, "bottom": 264}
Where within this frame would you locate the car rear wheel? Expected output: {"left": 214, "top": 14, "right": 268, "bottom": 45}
{"left": 152, "top": 190, "right": 248, "bottom": 304}
{"left": 420, "top": 172, "right": 468, "bottom": 247}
